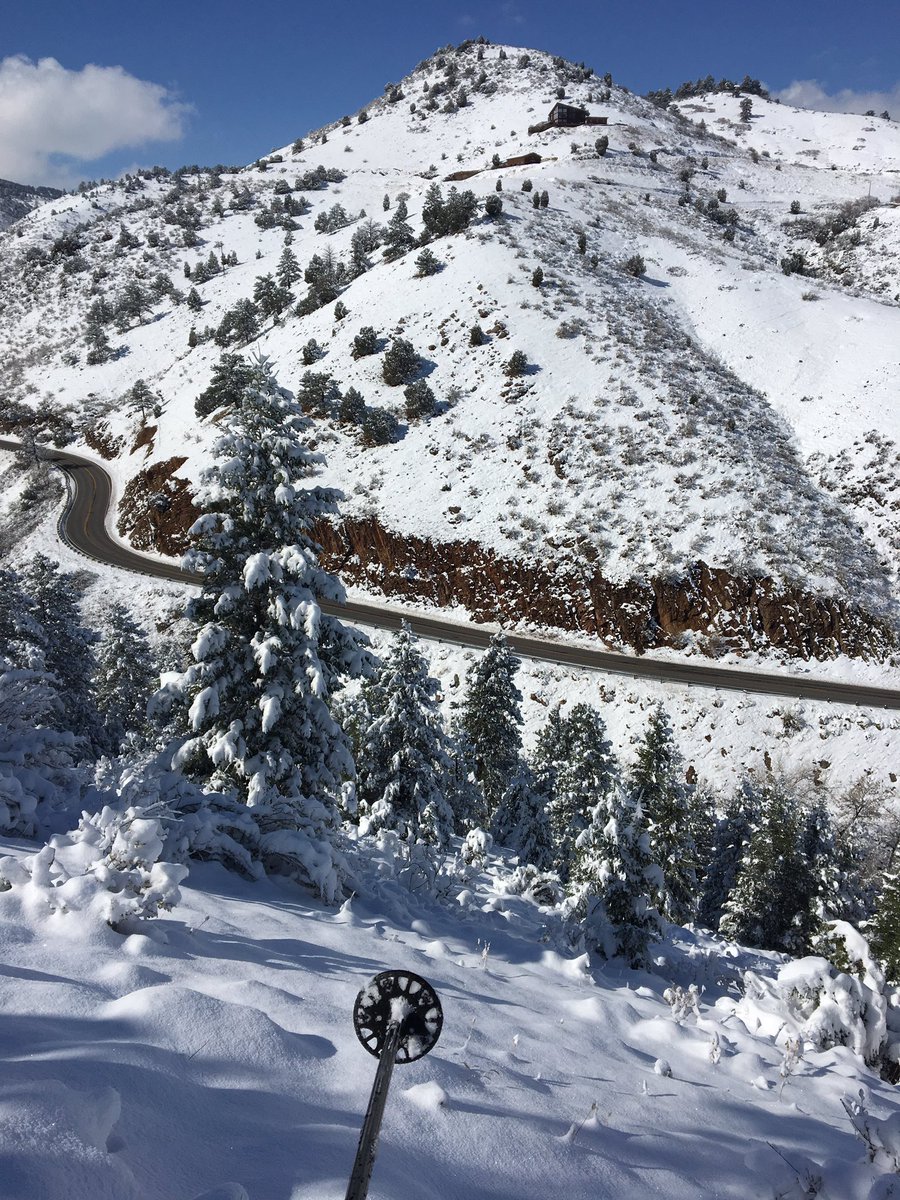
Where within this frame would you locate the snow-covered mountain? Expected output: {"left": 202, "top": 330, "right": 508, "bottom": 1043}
{"left": 2, "top": 41, "right": 899, "bottom": 663}
{"left": 0, "top": 176, "right": 63, "bottom": 231}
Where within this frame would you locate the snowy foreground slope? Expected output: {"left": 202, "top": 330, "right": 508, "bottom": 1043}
{"left": 1, "top": 839, "right": 898, "bottom": 1200}
{"left": 2, "top": 43, "right": 900, "bottom": 660}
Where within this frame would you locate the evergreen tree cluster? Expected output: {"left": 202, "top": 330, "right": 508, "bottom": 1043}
{"left": 0, "top": 556, "right": 158, "bottom": 837}
{"left": 646, "top": 74, "right": 769, "bottom": 110}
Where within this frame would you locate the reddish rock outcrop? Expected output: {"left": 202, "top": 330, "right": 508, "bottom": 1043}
{"left": 114, "top": 474, "right": 896, "bottom": 661}
{"left": 83, "top": 421, "right": 124, "bottom": 461}
{"left": 312, "top": 516, "right": 896, "bottom": 662}
{"left": 117, "top": 457, "right": 200, "bottom": 557}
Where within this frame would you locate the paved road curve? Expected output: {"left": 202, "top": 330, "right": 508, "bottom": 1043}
{"left": 5, "top": 437, "right": 900, "bottom": 710}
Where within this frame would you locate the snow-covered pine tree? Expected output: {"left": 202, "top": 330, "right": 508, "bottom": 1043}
{"left": 799, "top": 802, "right": 864, "bottom": 950}
{"left": 0, "top": 654, "right": 80, "bottom": 835}
{"left": 868, "top": 873, "right": 900, "bottom": 984}
{"left": 0, "top": 567, "right": 46, "bottom": 672}
{"left": 383, "top": 199, "right": 416, "bottom": 260}
{"left": 698, "top": 785, "right": 756, "bottom": 931}
{"left": 444, "top": 714, "right": 486, "bottom": 831}
{"left": 24, "top": 555, "right": 102, "bottom": 754}
{"left": 461, "top": 633, "right": 523, "bottom": 823}
{"left": 491, "top": 762, "right": 553, "bottom": 869}
{"left": 162, "top": 355, "right": 362, "bottom": 900}
{"left": 718, "top": 780, "right": 808, "bottom": 952}
{"left": 630, "top": 704, "right": 697, "bottom": 924}
{"left": 546, "top": 704, "right": 618, "bottom": 881}
{"left": 94, "top": 601, "right": 158, "bottom": 753}
{"left": 276, "top": 245, "right": 302, "bottom": 289}
{"left": 531, "top": 704, "right": 576, "bottom": 802}
{"left": 356, "top": 622, "right": 453, "bottom": 846}
{"left": 570, "top": 782, "right": 662, "bottom": 968}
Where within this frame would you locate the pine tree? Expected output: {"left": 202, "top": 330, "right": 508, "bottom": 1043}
{"left": 253, "top": 275, "right": 292, "bottom": 320}
{"left": 118, "top": 279, "right": 152, "bottom": 327}
{"left": 383, "top": 199, "right": 416, "bottom": 260}
{"left": 798, "top": 802, "right": 863, "bottom": 949}
{"left": 351, "top": 326, "right": 379, "bottom": 359}
{"left": 414, "top": 247, "right": 442, "bottom": 277}
{"left": 94, "top": 601, "right": 157, "bottom": 753}
{"left": 421, "top": 184, "right": 445, "bottom": 239}
{"left": 163, "top": 356, "right": 362, "bottom": 899}
{"left": 25, "top": 556, "right": 101, "bottom": 753}
{"left": 277, "top": 246, "right": 302, "bottom": 289}
{"left": 382, "top": 338, "right": 420, "bottom": 386}
{"left": 532, "top": 705, "right": 574, "bottom": 797}
{"left": 698, "top": 787, "right": 755, "bottom": 930}
{"left": 547, "top": 704, "right": 618, "bottom": 881}
{"left": 461, "top": 634, "right": 522, "bottom": 822}
{"left": 0, "top": 653, "right": 79, "bottom": 835}
{"left": 356, "top": 623, "right": 453, "bottom": 846}
{"left": 85, "top": 319, "right": 112, "bottom": 365}
{"left": 719, "top": 780, "right": 807, "bottom": 951}
{"left": 492, "top": 763, "right": 553, "bottom": 868}
{"left": 571, "top": 783, "right": 662, "bottom": 967}
{"left": 216, "top": 298, "right": 260, "bottom": 347}
{"left": 303, "top": 247, "right": 345, "bottom": 307}
{"left": 338, "top": 387, "right": 366, "bottom": 426}
{"left": 0, "top": 567, "right": 47, "bottom": 672}
{"left": 444, "top": 715, "right": 485, "bottom": 830}
{"left": 868, "top": 874, "right": 900, "bottom": 984}
{"left": 195, "top": 353, "right": 258, "bottom": 419}
{"left": 630, "top": 704, "right": 697, "bottom": 923}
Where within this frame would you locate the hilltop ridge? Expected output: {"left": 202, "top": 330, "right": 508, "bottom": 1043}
{"left": 1, "top": 41, "right": 899, "bottom": 663}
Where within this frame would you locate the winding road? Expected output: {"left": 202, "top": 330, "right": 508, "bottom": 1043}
{"left": 5, "top": 437, "right": 900, "bottom": 710}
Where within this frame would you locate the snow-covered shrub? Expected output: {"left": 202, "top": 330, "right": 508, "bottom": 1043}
{"left": 737, "top": 922, "right": 900, "bottom": 1079}
{"left": 461, "top": 827, "right": 492, "bottom": 867}
{"left": 663, "top": 983, "right": 701, "bottom": 1022}
{"left": 494, "top": 862, "right": 563, "bottom": 907}
{"left": 95, "top": 747, "right": 263, "bottom": 880}
{"left": 842, "top": 1092, "right": 900, "bottom": 1174}
{"left": 0, "top": 805, "right": 187, "bottom": 931}
{"left": 351, "top": 827, "right": 453, "bottom": 900}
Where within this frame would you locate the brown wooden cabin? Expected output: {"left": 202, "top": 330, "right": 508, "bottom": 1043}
{"left": 548, "top": 101, "right": 588, "bottom": 126}
{"left": 529, "top": 105, "right": 608, "bottom": 135}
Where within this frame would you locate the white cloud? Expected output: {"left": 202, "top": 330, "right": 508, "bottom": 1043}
{"left": 774, "top": 79, "right": 900, "bottom": 119}
{"left": 0, "top": 55, "right": 189, "bottom": 187}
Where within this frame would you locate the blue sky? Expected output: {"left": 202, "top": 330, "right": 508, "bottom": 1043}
{"left": 2, "top": 0, "right": 899, "bottom": 186}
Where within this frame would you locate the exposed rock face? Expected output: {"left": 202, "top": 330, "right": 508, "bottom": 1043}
{"left": 117, "top": 478, "right": 896, "bottom": 661}
{"left": 83, "top": 422, "right": 123, "bottom": 461}
{"left": 312, "top": 516, "right": 897, "bottom": 662}
{"left": 117, "top": 458, "right": 199, "bottom": 557}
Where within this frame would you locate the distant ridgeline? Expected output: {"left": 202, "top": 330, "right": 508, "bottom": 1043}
{"left": 0, "top": 178, "right": 63, "bottom": 233}
{"left": 645, "top": 75, "right": 770, "bottom": 110}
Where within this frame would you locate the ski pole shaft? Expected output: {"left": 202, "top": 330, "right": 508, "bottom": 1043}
{"left": 344, "top": 1020, "right": 403, "bottom": 1200}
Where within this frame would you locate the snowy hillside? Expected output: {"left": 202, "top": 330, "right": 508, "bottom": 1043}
{"left": 1, "top": 42, "right": 900, "bottom": 662}
{"left": 2, "top": 840, "right": 899, "bottom": 1200}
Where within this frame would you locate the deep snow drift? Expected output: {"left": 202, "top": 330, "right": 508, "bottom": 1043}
{"left": 1, "top": 836, "right": 898, "bottom": 1200}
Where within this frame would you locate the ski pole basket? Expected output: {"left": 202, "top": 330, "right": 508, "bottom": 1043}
{"left": 344, "top": 970, "right": 443, "bottom": 1200}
